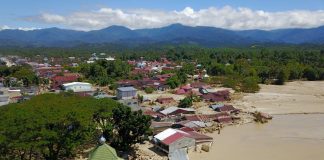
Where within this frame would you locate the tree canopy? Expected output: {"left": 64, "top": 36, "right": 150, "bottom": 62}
{"left": 178, "top": 96, "right": 193, "bottom": 108}
{"left": 0, "top": 64, "right": 38, "bottom": 87}
{"left": 79, "top": 59, "right": 131, "bottom": 86}
{"left": 0, "top": 93, "right": 151, "bottom": 160}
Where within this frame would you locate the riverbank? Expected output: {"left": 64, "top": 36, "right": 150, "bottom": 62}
{"left": 189, "top": 114, "right": 324, "bottom": 160}
{"left": 189, "top": 81, "right": 324, "bottom": 160}
{"left": 233, "top": 81, "right": 324, "bottom": 114}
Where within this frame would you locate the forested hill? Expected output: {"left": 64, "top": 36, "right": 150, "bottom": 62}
{"left": 0, "top": 24, "right": 324, "bottom": 47}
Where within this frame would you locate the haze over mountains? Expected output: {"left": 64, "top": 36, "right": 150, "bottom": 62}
{"left": 0, "top": 24, "right": 323, "bottom": 47}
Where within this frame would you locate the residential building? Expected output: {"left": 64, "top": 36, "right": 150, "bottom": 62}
{"left": 160, "top": 107, "right": 195, "bottom": 116}
{"left": 51, "top": 73, "right": 80, "bottom": 90}
{"left": 62, "top": 82, "right": 93, "bottom": 92}
{"left": 184, "top": 112, "right": 231, "bottom": 122}
{"left": 153, "top": 128, "right": 213, "bottom": 154}
{"left": 116, "top": 87, "right": 137, "bottom": 100}
{"left": 201, "top": 90, "right": 230, "bottom": 102}
{"left": 150, "top": 121, "right": 173, "bottom": 134}
{"left": 154, "top": 128, "right": 195, "bottom": 154}
{"left": 215, "top": 105, "right": 238, "bottom": 113}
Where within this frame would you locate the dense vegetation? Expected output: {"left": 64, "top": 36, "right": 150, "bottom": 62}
{"left": 0, "top": 93, "right": 151, "bottom": 160}
{"left": 78, "top": 59, "right": 131, "bottom": 86}
{"left": 119, "top": 45, "right": 324, "bottom": 92}
{"left": 0, "top": 64, "right": 38, "bottom": 87}
{"left": 1, "top": 45, "right": 323, "bottom": 92}
{"left": 94, "top": 104, "right": 151, "bottom": 151}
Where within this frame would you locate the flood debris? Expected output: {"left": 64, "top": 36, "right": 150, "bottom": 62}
{"left": 252, "top": 111, "right": 273, "bottom": 123}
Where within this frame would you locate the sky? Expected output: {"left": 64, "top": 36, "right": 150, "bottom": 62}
{"left": 0, "top": 0, "right": 324, "bottom": 31}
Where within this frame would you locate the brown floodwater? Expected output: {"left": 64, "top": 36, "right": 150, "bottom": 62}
{"left": 189, "top": 114, "right": 324, "bottom": 160}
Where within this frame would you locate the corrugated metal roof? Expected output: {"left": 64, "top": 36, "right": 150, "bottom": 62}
{"left": 162, "top": 132, "right": 185, "bottom": 145}
{"left": 160, "top": 106, "right": 178, "bottom": 115}
{"left": 182, "top": 121, "right": 199, "bottom": 128}
{"left": 117, "top": 87, "right": 137, "bottom": 92}
{"left": 151, "top": 122, "right": 173, "bottom": 128}
{"left": 154, "top": 128, "right": 177, "bottom": 141}
{"left": 186, "top": 131, "right": 213, "bottom": 141}
{"left": 160, "top": 107, "right": 195, "bottom": 115}
{"left": 210, "top": 104, "right": 225, "bottom": 110}
{"left": 179, "top": 127, "right": 195, "bottom": 132}
{"left": 217, "top": 105, "right": 236, "bottom": 112}
{"left": 62, "top": 82, "right": 91, "bottom": 87}
{"left": 155, "top": 128, "right": 212, "bottom": 145}
{"left": 184, "top": 113, "right": 230, "bottom": 122}
{"left": 191, "top": 121, "right": 206, "bottom": 127}
{"left": 152, "top": 106, "right": 162, "bottom": 112}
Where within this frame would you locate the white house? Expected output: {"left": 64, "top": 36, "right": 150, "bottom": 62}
{"left": 105, "top": 56, "right": 115, "bottom": 61}
{"left": 62, "top": 82, "right": 93, "bottom": 92}
{"left": 153, "top": 128, "right": 195, "bottom": 154}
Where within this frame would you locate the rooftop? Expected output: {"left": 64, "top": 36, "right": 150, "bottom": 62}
{"left": 160, "top": 107, "right": 195, "bottom": 115}
{"left": 117, "top": 86, "right": 137, "bottom": 92}
{"left": 154, "top": 128, "right": 212, "bottom": 145}
{"left": 62, "top": 82, "right": 92, "bottom": 87}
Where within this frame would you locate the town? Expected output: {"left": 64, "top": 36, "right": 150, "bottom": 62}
{"left": 0, "top": 52, "right": 276, "bottom": 160}
{"left": 1, "top": 1, "right": 324, "bottom": 160}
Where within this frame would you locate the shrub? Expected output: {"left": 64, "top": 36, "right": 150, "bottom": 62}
{"left": 144, "top": 87, "right": 155, "bottom": 94}
{"left": 178, "top": 96, "right": 193, "bottom": 108}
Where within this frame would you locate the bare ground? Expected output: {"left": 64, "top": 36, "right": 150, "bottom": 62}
{"left": 232, "top": 81, "right": 324, "bottom": 114}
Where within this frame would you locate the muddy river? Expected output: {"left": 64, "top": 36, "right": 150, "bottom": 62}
{"left": 190, "top": 114, "right": 324, "bottom": 160}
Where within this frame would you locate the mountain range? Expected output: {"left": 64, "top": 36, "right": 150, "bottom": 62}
{"left": 0, "top": 23, "right": 324, "bottom": 47}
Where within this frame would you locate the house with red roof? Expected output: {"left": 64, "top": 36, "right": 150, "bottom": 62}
{"left": 190, "top": 82, "right": 209, "bottom": 89}
{"left": 175, "top": 84, "right": 193, "bottom": 95}
{"left": 156, "top": 97, "right": 175, "bottom": 104}
{"left": 162, "top": 66, "right": 174, "bottom": 71}
{"left": 36, "top": 66, "right": 63, "bottom": 78}
{"left": 184, "top": 112, "right": 233, "bottom": 123}
{"left": 175, "top": 88, "right": 187, "bottom": 95}
{"left": 117, "top": 80, "right": 141, "bottom": 88}
{"left": 131, "top": 67, "right": 151, "bottom": 75}
{"left": 153, "top": 128, "right": 195, "bottom": 154}
{"left": 200, "top": 90, "right": 231, "bottom": 102}
{"left": 127, "top": 60, "right": 136, "bottom": 65}
{"left": 215, "top": 105, "right": 239, "bottom": 113}
{"left": 160, "top": 107, "right": 195, "bottom": 116}
{"left": 154, "top": 73, "right": 174, "bottom": 82}
{"left": 153, "top": 128, "right": 213, "bottom": 154}
{"left": 143, "top": 109, "right": 165, "bottom": 121}
{"left": 181, "top": 84, "right": 192, "bottom": 91}
{"left": 51, "top": 73, "right": 80, "bottom": 90}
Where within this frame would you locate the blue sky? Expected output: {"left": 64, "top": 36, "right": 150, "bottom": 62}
{"left": 1, "top": 0, "right": 324, "bottom": 30}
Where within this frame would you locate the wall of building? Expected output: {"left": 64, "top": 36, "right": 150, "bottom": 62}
{"left": 117, "top": 90, "right": 136, "bottom": 100}
{"left": 169, "top": 137, "right": 195, "bottom": 152}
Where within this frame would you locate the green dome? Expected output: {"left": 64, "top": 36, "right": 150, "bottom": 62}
{"left": 89, "top": 143, "right": 123, "bottom": 160}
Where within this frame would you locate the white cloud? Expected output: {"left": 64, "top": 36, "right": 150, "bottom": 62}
{"left": 23, "top": 6, "right": 324, "bottom": 31}
{"left": 0, "top": 25, "right": 11, "bottom": 30}
{"left": 0, "top": 25, "right": 40, "bottom": 31}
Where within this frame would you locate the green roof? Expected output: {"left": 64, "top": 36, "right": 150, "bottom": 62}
{"left": 89, "top": 143, "right": 123, "bottom": 160}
